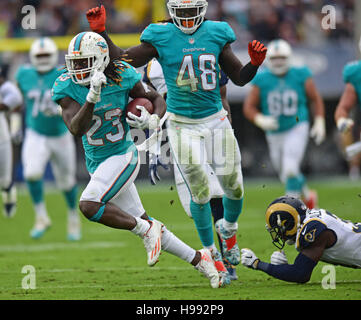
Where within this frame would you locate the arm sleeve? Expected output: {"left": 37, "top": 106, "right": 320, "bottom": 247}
{"left": 257, "top": 253, "right": 317, "bottom": 283}
{"left": 0, "top": 82, "right": 23, "bottom": 109}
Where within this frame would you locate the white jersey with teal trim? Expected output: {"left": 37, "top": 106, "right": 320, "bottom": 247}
{"left": 140, "top": 20, "right": 236, "bottom": 119}
{"left": 16, "top": 65, "right": 67, "bottom": 137}
{"left": 51, "top": 61, "right": 141, "bottom": 174}
{"left": 251, "top": 66, "right": 312, "bottom": 133}
{"left": 296, "top": 209, "right": 361, "bottom": 268}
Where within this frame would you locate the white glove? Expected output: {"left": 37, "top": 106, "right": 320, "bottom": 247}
{"left": 337, "top": 117, "right": 354, "bottom": 134}
{"left": 241, "top": 248, "right": 259, "bottom": 269}
{"left": 127, "top": 105, "right": 160, "bottom": 130}
{"left": 270, "top": 250, "right": 288, "bottom": 265}
{"left": 310, "top": 116, "right": 326, "bottom": 145}
{"left": 254, "top": 113, "right": 279, "bottom": 131}
{"left": 86, "top": 70, "right": 106, "bottom": 104}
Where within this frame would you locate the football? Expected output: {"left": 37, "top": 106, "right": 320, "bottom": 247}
{"left": 126, "top": 98, "right": 154, "bottom": 118}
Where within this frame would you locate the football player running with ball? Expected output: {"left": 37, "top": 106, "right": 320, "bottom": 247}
{"left": 86, "top": 1, "right": 267, "bottom": 280}
{"left": 243, "top": 39, "right": 326, "bottom": 209}
{"left": 52, "top": 31, "right": 223, "bottom": 288}
{"left": 16, "top": 38, "right": 81, "bottom": 240}
{"left": 241, "top": 196, "right": 361, "bottom": 283}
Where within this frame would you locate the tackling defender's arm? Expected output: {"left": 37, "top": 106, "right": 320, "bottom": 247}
{"left": 242, "top": 230, "right": 336, "bottom": 283}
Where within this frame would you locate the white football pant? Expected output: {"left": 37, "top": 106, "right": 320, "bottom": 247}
{"left": 80, "top": 150, "right": 145, "bottom": 218}
{"left": 22, "top": 128, "right": 76, "bottom": 190}
{"left": 167, "top": 111, "right": 244, "bottom": 205}
{"left": 265, "top": 122, "right": 309, "bottom": 183}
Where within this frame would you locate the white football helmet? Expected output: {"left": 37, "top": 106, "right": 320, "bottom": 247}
{"left": 29, "top": 37, "right": 58, "bottom": 73}
{"left": 65, "top": 32, "right": 110, "bottom": 86}
{"left": 167, "top": 0, "right": 208, "bottom": 34}
{"left": 266, "top": 39, "right": 292, "bottom": 76}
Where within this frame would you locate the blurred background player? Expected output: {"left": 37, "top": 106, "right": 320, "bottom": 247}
{"left": 52, "top": 31, "right": 223, "bottom": 288}
{"left": 86, "top": 1, "right": 267, "bottom": 280}
{"left": 143, "top": 57, "right": 237, "bottom": 281}
{"left": 243, "top": 39, "right": 326, "bottom": 209}
{"left": 241, "top": 196, "right": 361, "bottom": 283}
{"left": 335, "top": 37, "right": 361, "bottom": 178}
{"left": 15, "top": 37, "right": 80, "bottom": 240}
{"left": 0, "top": 65, "right": 23, "bottom": 218}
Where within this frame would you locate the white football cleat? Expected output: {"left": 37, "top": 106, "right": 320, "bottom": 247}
{"left": 67, "top": 214, "right": 81, "bottom": 241}
{"left": 30, "top": 215, "right": 51, "bottom": 239}
{"left": 143, "top": 219, "right": 163, "bottom": 267}
{"left": 194, "top": 249, "right": 221, "bottom": 289}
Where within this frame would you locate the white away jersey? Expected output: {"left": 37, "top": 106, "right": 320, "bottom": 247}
{"left": 296, "top": 209, "right": 361, "bottom": 268}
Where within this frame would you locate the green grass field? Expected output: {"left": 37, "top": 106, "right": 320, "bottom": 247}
{"left": 1, "top": 178, "right": 361, "bottom": 300}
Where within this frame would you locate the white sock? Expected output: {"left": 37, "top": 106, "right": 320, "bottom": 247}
{"left": 161, "top": 226, "right": 196, "bottom": 264}
{"left": 223, "top": 219, "right": 238, "bottom": 232}
{"left": 68, "top": 209, "right": 78, "bottom": 220}
{"left": 130, "top": 217, "right": 150, "bottom": 238}
{"left": 35, "top": 202, "right": 48, "bottom": 218}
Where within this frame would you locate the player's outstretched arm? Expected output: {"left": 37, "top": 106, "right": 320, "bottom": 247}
{"left": 334, "top": 83, "right": 357, "bottom": 133}
{"left": 86, "top": 5, "right": 157, "bottom": 68}
{"left": 219, "top": 41, "right": 267, "bottom": 87}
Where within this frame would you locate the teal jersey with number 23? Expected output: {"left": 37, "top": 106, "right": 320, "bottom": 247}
{"left": 51, "top": 61, "right": 141, "bottom": 173}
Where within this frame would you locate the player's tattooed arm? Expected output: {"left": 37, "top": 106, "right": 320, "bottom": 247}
{"left": 58, "top": 96, "right": 94, "bottom": 137}
{"left": 219, "top": 43, "right": 258, "bottom": 86}
{"left": 129, "top": 81, "right": 166, "bottom": 119}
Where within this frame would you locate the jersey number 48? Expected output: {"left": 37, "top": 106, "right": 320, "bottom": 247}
{"left": 177, "top": 54, "right": 217, "bottom": 92}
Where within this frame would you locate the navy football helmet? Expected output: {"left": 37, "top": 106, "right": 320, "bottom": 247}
{"left": 265, "top": 196, "right": 308, "bottom": 249}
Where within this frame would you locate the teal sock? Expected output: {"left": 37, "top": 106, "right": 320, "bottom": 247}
{"left": 63, "top": 185, "right": 78, "bottom": 210}
{"left": 223, "top": 197, "right": 244, "bottom": 223}
{"left": 190, "top": 200, "right": 214, "bottom": 247}
{"left": 26, "top": 180, "right": 44, "bottom": 204}
{"left": 286, "top": 174, "right": 305, "bottom": 196}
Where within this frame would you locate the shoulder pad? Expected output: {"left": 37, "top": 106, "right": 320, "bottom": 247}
{"left": 296, "top": 218, "right": 327, "bottom": 250}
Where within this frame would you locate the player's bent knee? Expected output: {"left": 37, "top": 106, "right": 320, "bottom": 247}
{"left": 222, "top": 173, "right": 244, "bottom": 200}
{"left": 183, "top": 164, "right": 210, "bottom": 204}
{"left": 79, "top": 201, "right": 105, "bottom": 222}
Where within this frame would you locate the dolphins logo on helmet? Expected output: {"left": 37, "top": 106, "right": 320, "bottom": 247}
{"left": 167, "top": 0, "right": 208, "bottom": 35}
{"left": 65, "top": 32, "right": 110, "bottom": 86}
{"left": 265, "top": 196, "right": 307, "bottom": 249}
